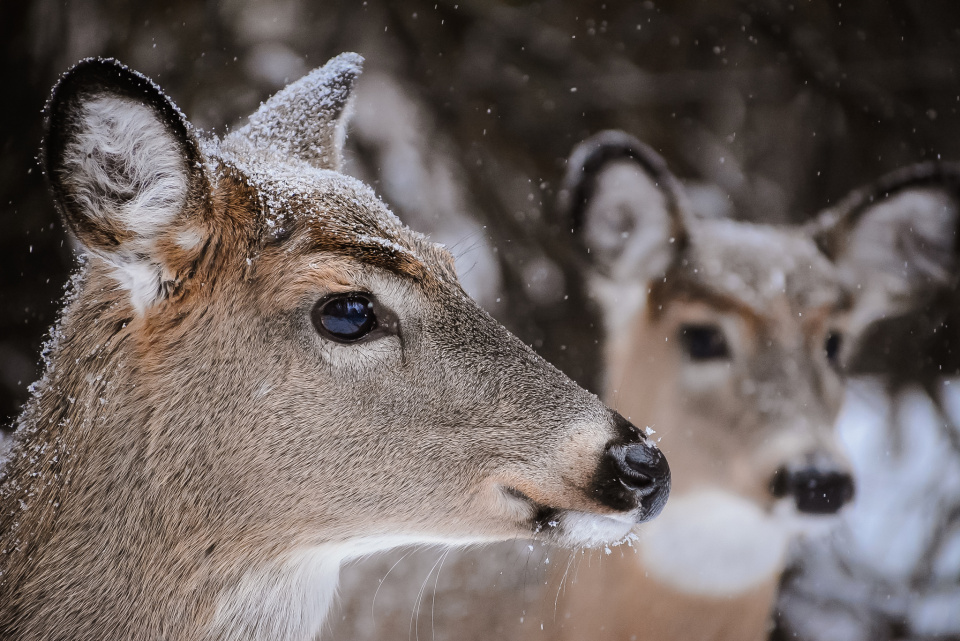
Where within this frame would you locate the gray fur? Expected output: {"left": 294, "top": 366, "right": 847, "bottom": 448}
{"left": 0, "top": 61, "right": 665, "bottom": 641}
{"left": 548, "top": 131, "right": 960, "bottom": 641}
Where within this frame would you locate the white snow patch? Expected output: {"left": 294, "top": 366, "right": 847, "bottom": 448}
{"left": 0, "top": 430, "right": 13, "bottom": 471}
{"left": 838, "top": 380, "right": 960, "bottom": 582}
{"left": 552, "top": 510, "right": 635, "bottom": 549}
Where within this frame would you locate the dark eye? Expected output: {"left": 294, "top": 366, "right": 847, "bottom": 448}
{"left": 825, "top": 331, "right": 842, "bottom": 366}
{"left": 312, "top": 294, "right": 378, "bottom": 343}
{"left": 679, "top": 324, "right": 730, "bottom": 361}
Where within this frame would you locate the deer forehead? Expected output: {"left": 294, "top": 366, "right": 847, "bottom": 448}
{"left": 215, "top": 156, "right": 459, "bottom": 290}
{"left": 679, "top": 218, "right": 847, "bottom": 324}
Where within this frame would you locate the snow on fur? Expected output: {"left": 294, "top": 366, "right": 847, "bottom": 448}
{"left": 223, "top": 52, "right": 362, "bottom": 172}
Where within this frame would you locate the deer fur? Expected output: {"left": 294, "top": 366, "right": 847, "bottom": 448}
{"left": 0, "top": 59, "right": 670, "bottom": 641}
{"left": 546, "top": 131, "right": 960, "bottom": 641}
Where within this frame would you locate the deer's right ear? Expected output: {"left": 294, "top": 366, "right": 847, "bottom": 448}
{"left": 43, "top": 58, "right": 208, "bottom": 313}
{"left": 810, "top": 163, "right": 960, "bottom": 328}
{"left": 558, "top": 130, "right": 688, "bottom": 283}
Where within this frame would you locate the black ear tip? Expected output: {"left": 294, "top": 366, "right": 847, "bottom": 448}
{"left": 809, "top": 159, "right": 960, "bottom": 258}
{"left": 44, "top": 58, "right": 134, "bottom": 178}
{"left": 47, "top": 57, "right": 172, "bottom": 116}
{"left": 43, "top": 57, "right": 196, "bottom": 180}
{"left": 49, "top": 58, "right": 137, "bottom": 106}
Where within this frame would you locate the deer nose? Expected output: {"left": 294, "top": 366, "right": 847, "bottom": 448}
{"left": 604, "top": 441, "right": 671, "bottom": 521}
{"left": 770, "top": 465, "right": 855, "bottom": 514}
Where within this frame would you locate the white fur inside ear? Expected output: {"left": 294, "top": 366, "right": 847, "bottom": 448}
{"left": 61, "top": 94, "right": 189, "bottom": 312}
{"left": 583, "top": 160, "right": 675, "bottom": 283}
{"left": 834, "top": 188, "right": 958, "bottom": 341}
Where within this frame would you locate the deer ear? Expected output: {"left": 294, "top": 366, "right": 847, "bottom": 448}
{"left": 558, "top": 130, "right": 688, "bottom": 283}
{"left": 43, "top": 57, "right": 209, "bottom": 313}
{"left": 223, "top": 53, "right": 362, "bottom": 171}
{"left": 810, "top": 163, "right": 960, "bottom": 333}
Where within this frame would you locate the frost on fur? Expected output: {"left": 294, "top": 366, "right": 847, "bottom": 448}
{"left": 223, "top": 52, "right": 362, "bottom": 171}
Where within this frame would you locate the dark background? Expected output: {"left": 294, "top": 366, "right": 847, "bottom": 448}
{"left": 4, "top": 0, "right": 960, "bottom": 428}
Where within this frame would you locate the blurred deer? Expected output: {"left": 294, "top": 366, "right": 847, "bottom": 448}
{"left": 0, "top": 59, "right": 670, "bottom": 641}
{"left": 546, "top": 131, "right": 960, "bottom": 641}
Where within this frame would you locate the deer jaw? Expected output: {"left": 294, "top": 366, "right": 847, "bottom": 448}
{"left": 0, "top": 59, "right": 669, "bottom": 641}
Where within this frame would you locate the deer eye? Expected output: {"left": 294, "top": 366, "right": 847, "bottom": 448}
{"left": 312, "top": 293, "right": 378, "bottom": 343}
{"left": 678, "top": 324, "right": 730, "bottom": 361}
{"left": 825, "top": 331, "right": 842, "bottom": 366}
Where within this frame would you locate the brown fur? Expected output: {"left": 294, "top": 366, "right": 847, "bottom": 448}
{"left": 0, "top": 61, "right": 668, "bottom": 641}
{"left": 541, "top": 132, "right": 960, "bottom": 641}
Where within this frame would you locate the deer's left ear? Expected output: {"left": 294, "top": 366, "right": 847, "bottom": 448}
{"left": 810, "top": 163, "right": 960, "bottom": 332}
{"left": 44, "top": 57, "right": 210, "bottom": 313}
{"left": 223, "top": 53, "right": 362, "bottom": 171}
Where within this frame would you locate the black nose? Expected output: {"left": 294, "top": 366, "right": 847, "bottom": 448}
{"left": 600, "top": 441, "right": 671, "bottom": 521}
{"left": 770, "top": 466, "right": 855, "bottom": 514}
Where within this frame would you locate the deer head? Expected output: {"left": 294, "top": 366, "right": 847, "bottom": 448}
{"left": 0, "top": 60, "right": 668, "bottom": 641}
{"left": 557, "top": 130, "right": 959, "bottom": 598}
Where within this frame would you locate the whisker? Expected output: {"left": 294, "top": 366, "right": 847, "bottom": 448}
{"left": 410, "top": 548, "right": 447, "bottom": 641}
{"left": 430, "top": 548, "right": 452, "bottom": 641}
{"left": 372, "top": 548, "right": 414, "bottom": 621}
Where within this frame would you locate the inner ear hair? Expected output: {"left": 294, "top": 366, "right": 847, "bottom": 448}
{"left": 43, "top": 58, "right": 209, "bottom": 313}
{"left": 559, "top": 130, "right": 687, "bottom": 242}
{"left": 809, "top": 160, "right": 960, "bottom": 356}
{"left": 44, "top": 59, "right": 205, "bottom": 247}
{"left": 557, "top": 130, "right": 690, "bottom": 283}
{"left": 809, "top": 161, "right": 960, "bottom": 261}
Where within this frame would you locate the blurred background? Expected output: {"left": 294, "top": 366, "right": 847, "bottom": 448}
{"left": 3, "top": 1, "right": 960, "bottom": 639}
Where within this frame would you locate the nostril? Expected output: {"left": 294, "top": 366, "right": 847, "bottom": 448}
{"left": 771, "top": 466, "right": 855, "bottom": 514}
{"left": 620, "top": 443, "right": 670, "bottom": 495}
{"left": 598, "top": 413, "right": 671, "bottom": 519}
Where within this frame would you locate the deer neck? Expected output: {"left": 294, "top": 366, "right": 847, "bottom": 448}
{"left": 0, "top": 267, "right": 322, "bottom": 639}
{"left": 1, "top": 269, "right": 176, "bottom": 634}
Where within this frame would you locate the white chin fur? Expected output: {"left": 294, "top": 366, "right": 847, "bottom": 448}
{"left": 636, "top": 489, "right": 790, "bottom": 597}
{"left": 549, "top": 510, "right": 637, "bottom": 548}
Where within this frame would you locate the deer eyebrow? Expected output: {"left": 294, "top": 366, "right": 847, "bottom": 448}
{"left": 300, "top": 233, "right": 437, "bottom": 284}
{"left": 351, "top": 239, "right": 434, "bottom": 281}
{"left": 648, "top": 277, "right": 760, "bottom": 320}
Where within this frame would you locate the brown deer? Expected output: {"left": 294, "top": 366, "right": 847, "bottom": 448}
{"left": 544, "top": 131, "right": 960, "bottom": 641}
{"left": 0, "top": 58, "right": 670, "bottom": 641}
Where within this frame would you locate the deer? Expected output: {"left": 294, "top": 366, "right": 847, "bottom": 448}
{"left": 0, "top": 57, "right": 671, "bottom": 641}
{"left": 539, "top": 130, "right": 960, "bottom": 641}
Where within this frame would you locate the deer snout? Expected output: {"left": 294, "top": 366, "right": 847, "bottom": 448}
{"left": 601, "top": 440, "right": 671, "bottom": 522}
{"left": 769, "top": 457, "right": 855, "bottom": 514}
